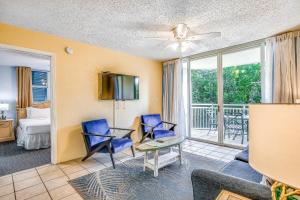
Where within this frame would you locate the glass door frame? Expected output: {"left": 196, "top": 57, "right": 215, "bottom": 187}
{"left": 185, "top": 40, "right": 265, "bottom": 149}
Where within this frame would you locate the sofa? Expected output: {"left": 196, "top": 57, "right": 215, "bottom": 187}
{"left": 191, "top": 148, "right": 272, "bottom": 200}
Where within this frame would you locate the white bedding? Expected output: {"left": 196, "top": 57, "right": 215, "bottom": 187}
{"left": 19, "top": 118, "right": 51, "bottom": 135}
{"left": 17, "top": 118, "right": 51, "bottom": 150}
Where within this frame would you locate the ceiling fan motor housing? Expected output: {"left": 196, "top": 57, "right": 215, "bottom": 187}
{"left": 173, "top": 23, "right": 189, "bottom": 40}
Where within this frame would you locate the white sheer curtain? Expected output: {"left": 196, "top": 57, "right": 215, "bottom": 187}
{"left": 162, "top": 59, "right": 187, "bottom": 137}
{"left": 265, "top": 31, "right": 300, "bottom": 103}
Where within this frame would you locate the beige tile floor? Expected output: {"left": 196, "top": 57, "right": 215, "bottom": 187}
{"left": 0, "top": 140, "right": 241, "bottom": 200}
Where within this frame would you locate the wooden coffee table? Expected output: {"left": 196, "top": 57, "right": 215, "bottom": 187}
{"left": 136, "top": 137, "right": 185, "bottom": 177}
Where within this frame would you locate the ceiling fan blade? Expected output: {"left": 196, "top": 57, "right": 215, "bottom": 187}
{"left": 187, "top": 32, "right": 221, "bottom": 41}
{"left": 144, "top": 36, "right": 173, "bottom": 41}
{"left": 144, "top": 31, "right": 174, "bottom": 41}
{"left": 120, "top": 22, "right": 173, "bottom": 32}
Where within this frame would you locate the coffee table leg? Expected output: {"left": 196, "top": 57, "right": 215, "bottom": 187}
{"left": 154, "top": 150, "right": 158, "bottom": 177}
{"left": 178, "top": 144, "right": 182, "bottom": 165}
{"left": 143, "top": 151, "right": 147, "bottom": 171}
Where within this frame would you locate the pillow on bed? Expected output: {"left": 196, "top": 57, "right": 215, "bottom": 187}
{"left": 28, "top": 107, "right": 50, "bottom": 119}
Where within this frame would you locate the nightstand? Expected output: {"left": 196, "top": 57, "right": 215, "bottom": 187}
{"left": 0, "top": 119, "right": 15, "bottom": 142}
{"left": 216, "top": 190, "right": 251, "bottom": 200}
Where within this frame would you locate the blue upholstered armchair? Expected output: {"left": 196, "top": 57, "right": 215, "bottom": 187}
{"left": 81, "top": 119, "right": 135, "bottom": 168}
{"left": 140, "top": 114, "right": 176, "bottom": 143}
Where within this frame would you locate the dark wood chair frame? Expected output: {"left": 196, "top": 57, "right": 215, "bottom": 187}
{"left": 82, "top": 127, "right": 135, "bottom": 169}
{"left": 140, "top": 121, "right": 177, "bottom": 143}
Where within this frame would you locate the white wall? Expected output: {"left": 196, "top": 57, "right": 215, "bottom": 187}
{"left": 0, "top": 66, "right": 17, "bottom": 123}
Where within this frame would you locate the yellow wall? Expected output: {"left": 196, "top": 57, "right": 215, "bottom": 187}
{"left": 0, "top": 23, "right": 162, "bottom": 162}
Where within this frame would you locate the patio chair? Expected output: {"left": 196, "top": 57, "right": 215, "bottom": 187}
{"left": 81, "top": 119, "right": 135, "bottom": 168}
{"left": 206, "top": 108, "right": 218, "bottom": 135}
{"left": 140, "top": 114, "right": 176, "bottom": 143}
{"left": 224, "top": 113, "right": 248, "bottom": 144}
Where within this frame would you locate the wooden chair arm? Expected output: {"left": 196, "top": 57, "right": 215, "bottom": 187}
{"left": 161, "top": 121, "right": 177, "bottom": 126}
{"left": 109, "top": 127, "right": 135, "bottom": 132}
{"left": 82, "top": 132, "right": 115, "bottom": 139}
{"left": 108, "top": 128, "right": 135, "bottom": 139}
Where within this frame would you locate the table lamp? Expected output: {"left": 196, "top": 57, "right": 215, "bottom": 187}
{"left": 249, "top": 104, "right": 300, "bottom": 200}
{"left": 0, "top": 103, "right": 9, "bottom": 120}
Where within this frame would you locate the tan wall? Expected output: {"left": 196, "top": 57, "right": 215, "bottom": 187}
{"left": 0, "top": 23, "right": 162, "bottom": 162}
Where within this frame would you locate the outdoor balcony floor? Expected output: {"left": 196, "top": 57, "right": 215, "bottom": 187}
{"left": 191, "top": 129, "right": 248, "bottom": 147}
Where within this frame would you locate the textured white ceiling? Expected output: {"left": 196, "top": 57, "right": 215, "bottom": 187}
{"left": 0, "top": 0, "right": 300, "bottom": 61}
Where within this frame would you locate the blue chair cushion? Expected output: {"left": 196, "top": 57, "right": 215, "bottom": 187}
{"left": 82, "top": 119, "right": 111, "bottom": 147}
{"left": 141, "top": 114, "right": 163, "bottom": 133}
{"left": 153, "top": 129, "right": 175, "bottom": 139}
{"left": 111, "top": 138, "right": 133, "bottom": 153}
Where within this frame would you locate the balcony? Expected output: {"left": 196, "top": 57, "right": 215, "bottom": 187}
{"left": 190, "top": 103, "right": 249, "bottom": 147}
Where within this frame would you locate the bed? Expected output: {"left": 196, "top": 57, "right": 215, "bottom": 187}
{"left": 16, "top": 102, "right": 51, "bottom": 150}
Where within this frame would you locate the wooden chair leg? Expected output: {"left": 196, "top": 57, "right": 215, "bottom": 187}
{"left": 107, "top": 146, "right": 115, "bottom": 169}
{"left": 131, "top": 146, "right": 135, "bottom": 157}
{"left": 81, "top": 154, "right": 91, "bottom": 161}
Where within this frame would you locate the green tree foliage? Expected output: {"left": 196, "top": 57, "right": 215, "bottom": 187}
{"left": 191, "top": 63, "right": 261, "bottom": 104}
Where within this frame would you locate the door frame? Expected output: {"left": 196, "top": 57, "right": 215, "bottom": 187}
{"left": 185, "top": 39, "right": 265, "bottom": 149}
{"left": 0, "top": 43, "right": 58, "bottom": 164}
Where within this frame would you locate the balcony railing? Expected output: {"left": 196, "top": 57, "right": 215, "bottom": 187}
{"left": 191, "top": 103, "right": 249, "bottom": 129}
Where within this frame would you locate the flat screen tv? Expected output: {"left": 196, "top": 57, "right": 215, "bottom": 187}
{"left": 99, "top": 72, "right": 139, "bottom": 100}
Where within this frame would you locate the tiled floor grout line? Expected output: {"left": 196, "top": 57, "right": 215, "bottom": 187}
{"left": 182, "top": 151, "right": 229, "bottom": 160}
{"left": 11, "top": 174, "right": 17, "bottom": 200}
{"left": 12, "top": 168, "right": 47, "bottom": 200}
{"left": 57, "top": 164, "right": 72, "bottom": 179}
{"left": 40, "top": 164, "right": 84, "bottom": 200}
{"left": 36, "top": 168, "right": 53, "bottom": 200}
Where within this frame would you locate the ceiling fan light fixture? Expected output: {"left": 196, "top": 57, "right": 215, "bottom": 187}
{"left": 173, "top": 23, "right": 189, "bottom": 40}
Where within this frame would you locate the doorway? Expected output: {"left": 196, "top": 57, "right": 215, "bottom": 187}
{"left": 0, "top": 44, "right": 56, "bottom": 175}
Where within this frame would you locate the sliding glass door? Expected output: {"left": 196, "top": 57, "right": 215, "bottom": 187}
{"left": 186, "top": 43, "right": 264, "bottom": 148}
{"left": 190, "top": 56, "right": 219, "bottom": 143}
{"left": 222, "top": 47, "right": 262, "bottom": 147}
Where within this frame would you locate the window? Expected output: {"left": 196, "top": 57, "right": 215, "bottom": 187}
{"left": 32, "top": 71, "right": 48, "bottom": 102}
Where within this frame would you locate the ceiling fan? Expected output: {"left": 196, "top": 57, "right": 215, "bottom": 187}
{"left": 144, "top": 23, "right": 221, "bottom": 53}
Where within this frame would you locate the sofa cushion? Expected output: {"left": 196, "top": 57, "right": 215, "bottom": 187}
{"left": 235, "top": 149, "right": 249, "bottom": 163}
{"left": 221, "top": 160, "right": 262, "bottom": 183}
